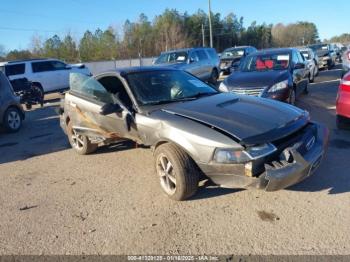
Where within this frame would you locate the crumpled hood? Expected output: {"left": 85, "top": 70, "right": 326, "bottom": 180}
{"left": 225, "top": 70, "right": 289, "bottom": 88}
{"left": 162, "top": 93, "right": 308, "bottom": 145}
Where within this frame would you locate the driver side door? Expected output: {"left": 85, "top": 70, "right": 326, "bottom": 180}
{"left": 68, "top": 73, "right": 131, "bottom": 142}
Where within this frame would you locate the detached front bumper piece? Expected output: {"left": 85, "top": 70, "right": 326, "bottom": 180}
{"left": 201, "top": 123, "right": 329, "bottom": 191}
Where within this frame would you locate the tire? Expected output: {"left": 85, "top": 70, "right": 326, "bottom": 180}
{"left": 154, "top": 143, "right": 199, "bottom": 201}
{"left": 336, "top": 115, "right": 350, "bottom": 130}
{"left": 208, "top": 69, "right": 218, "bottom": 85}
{"left": 3, "top": 107, "right": 22, "bottom": 133}
{"left": 67, "top": 121, "right": 97, "bottom": 155}
{"left": 303, "top": 78, "right": 309, "bottom": 95}
{"left": 289, "top": 88, "right": 296, "bottom": 105}
{"left": 309, "top": 71, "right": 314, "bottom": 83}
{"left": 32, "top": 83, "right": 44, "bottom": 107}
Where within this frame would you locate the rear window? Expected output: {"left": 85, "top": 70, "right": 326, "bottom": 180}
{"left": 5, "top": 63, "right": 25, "bottom": 76}
{"left": 32, "top": 61, "right": 54, "bottom": 73}
{"left": 196, "top": 50, "right": 209, "bottom": 61}
{"left": 206, "top": 49, "right": 218, "bottom": 59}
{"left": 241, "top": 53, "right": 290, "bottom": 72}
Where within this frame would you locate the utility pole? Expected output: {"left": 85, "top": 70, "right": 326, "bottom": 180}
{"left": 208, "top": 0, "right": 213, "bottom": 48}
{"left": 202, "top": 24, "right": 205, "bottom": 47}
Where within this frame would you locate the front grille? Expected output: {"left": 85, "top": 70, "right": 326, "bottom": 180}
{"left": 230, "top": 87, "right": 265, "bottom": 97}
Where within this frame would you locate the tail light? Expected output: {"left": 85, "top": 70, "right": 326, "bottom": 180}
{"left": 340, "top": 73, "right": 350, "bottom": 92}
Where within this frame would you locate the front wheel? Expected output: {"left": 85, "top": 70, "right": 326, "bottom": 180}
{"left": 154, "top": 143, "right": 199, "bottom": 201}
{"left": 3, "top": 107, "right": 22, "bottom": 132}
{"left": 67, "top": 121, "right": 97, "bottom": 155}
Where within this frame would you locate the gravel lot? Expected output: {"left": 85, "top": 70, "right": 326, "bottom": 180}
{"left": 0, "top": 66, "right": 349, "bottom": 255}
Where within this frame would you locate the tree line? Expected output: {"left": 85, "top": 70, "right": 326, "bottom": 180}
{"left": 0, "top": 9, "right": 322, "bottom": 63}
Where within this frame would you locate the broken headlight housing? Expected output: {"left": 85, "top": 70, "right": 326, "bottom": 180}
{"left": 213, "top": 143, "right": 277, "bottom": 164}
{"left": 268, "top": 80, "right": 289, "bottom": 93}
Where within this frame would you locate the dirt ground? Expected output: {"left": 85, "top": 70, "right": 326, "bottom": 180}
{"left": 0, "top": 66, "right": 349, "bottom": 255}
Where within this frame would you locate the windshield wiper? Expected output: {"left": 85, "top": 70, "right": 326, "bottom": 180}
{"left": 144, "top": 92, "right": 218, "bottom": 106}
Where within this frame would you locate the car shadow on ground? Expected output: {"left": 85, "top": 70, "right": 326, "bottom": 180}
{"left": 188, "top": 179, "right": 244, "bottom": 201}
{"left": 0, "top": 105, "right": 69, "bottom": 164}
{"left": 287, "top": 69, "right": 350, "bottom": 195}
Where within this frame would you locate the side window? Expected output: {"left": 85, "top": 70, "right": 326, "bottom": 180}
{"left": 296, "top": 51, "right": 305, "bottom": 63}
{"left": 51, "top": 61, "right": 67, "bottom": 70}
{"left": 189, "top": 51, "right": 199, "bottom": 62}
{"left": 206, "top": 49, "right": 218, "bottom": 60}
{"left": 5, "top": 63, "right": 25, "bottom": 76}
{"left": 196, "top": 50, "right": 209, "bottom": 61}
{"left": 70, "top": 73, "right": 114, "bottom": 104}
{"left": 292, "top": 51, "right": 299, "bottom": 65}
{"left": 32, "top": 61, "right": 54, "bottom": 73}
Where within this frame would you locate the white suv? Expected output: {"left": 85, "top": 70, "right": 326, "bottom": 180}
{"left": 0, "top": 59, "right": 91, "bottom": 96}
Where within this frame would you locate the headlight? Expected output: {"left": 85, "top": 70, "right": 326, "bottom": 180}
{"left": 213, "top": 143, "right": 277, "bottom": 164}
{"left": 219, "top": 82, "right": 229, "bottom": 92}
{"left": 268, "top": 80, "right": 289, "bottom": 93}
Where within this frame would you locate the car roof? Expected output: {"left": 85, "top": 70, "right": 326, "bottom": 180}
{"left": 0, "top": 58, "right": 57, "bottom": 65}
{"left": 251, "top": 48, "right": 296, "bottom": 56}
{"left": 223, "top": 46, "right": 254, "bottom": 50}
{"left": 106, "top": 66, "right": 180, "bottom": 76}
{"left": 160, "top": 47, "right": 214, "bottom": 54}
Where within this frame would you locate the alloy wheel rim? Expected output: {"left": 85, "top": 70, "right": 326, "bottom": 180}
{"left": 157, "top": 154, "right": 176, "bottom": 195}
{"left": 71, "top": 130, "right": 85, "bottom": 150}
{"left": 7, "top": 111, "right": 21, "bottom": 130}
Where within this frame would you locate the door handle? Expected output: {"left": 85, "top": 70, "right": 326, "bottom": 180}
{"left": 70, "top": 102, "right": 77, "bottom": 108}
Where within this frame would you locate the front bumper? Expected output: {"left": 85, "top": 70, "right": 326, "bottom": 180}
{"left": 199, "top": 123, "right": 329, "bottom": 191}
{"left": 318, "top": 58, "right": 331, "bottom": 69}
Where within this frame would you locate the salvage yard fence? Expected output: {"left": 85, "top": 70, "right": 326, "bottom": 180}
{"left": 84, "top": 57, "right": 155, "bottom": 75}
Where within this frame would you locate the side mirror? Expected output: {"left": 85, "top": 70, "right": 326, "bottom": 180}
{"left": 100, "top": 103, "right": 123, "bottom": 115}
{"left": 188, "top": 57, "right": 195, "bottom": 64}
{"left": 294, "top": 63, "right": 305, "bottom": 70}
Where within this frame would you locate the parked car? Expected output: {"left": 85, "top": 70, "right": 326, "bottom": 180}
{"left": 0, "top": 59, "right": 91, "bottom": 101}
{"left": 219, "top": 48, "right": 310, "bottom": 105}
{"left": 219, "top": 46, "right": 257, "bottom": 75}
{"left": 308, "top": 43, "right": 337, "bottom": 70}
{"left": 336, "top": 72, "right": 350, "bottom": 129}
{"left": 341, "top": 45, "right": 350, "bottom": 77}
{"left": 59, "top": 67, "right": 328, "bottom": 201}
{"left": 0, "top": 71, "right": 25, "bottom": 132}
{"left": 299, "top": 47, "right": 318, "bottom": 82}
{"left": 153, "top": 48, "right": 220, "bottom": 84}
{"left": 331, "top": 43, "right": 343, "bottom": 62}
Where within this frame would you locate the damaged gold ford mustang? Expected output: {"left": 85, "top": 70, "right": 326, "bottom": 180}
{"left": 59, "top": 67, "right": 329, "bottom": 200}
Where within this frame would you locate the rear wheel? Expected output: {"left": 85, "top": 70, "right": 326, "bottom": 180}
{"left": 3, "top": 107, "right": 22, "bottom": 133}
{"left": 154, "top": 143, "right": 199, "bottom": 201}
{"left": 67, "top": 121, "right": 97, "bottom": 155}
{"left": 32, "top": 83, "right": 44, "bottom": 107}
{"left": 336, "top": 115, "right": 350, "bottom": 130}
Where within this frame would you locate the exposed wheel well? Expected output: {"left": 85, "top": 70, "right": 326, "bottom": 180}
{"left": 65, "top": 116, "right": 70, "bottom": 126}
